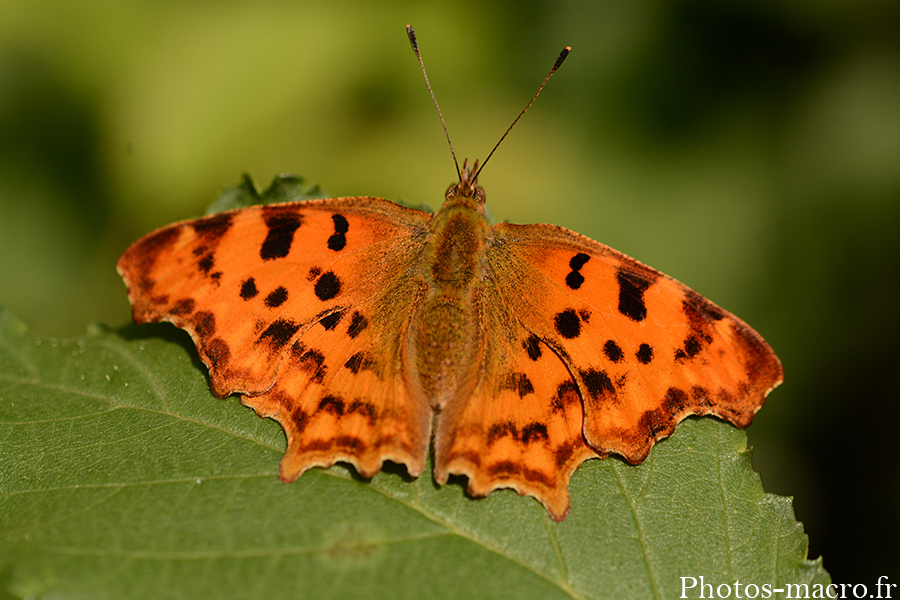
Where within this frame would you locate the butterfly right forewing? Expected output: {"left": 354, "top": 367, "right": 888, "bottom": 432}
{"left": 485, "top": 221, "right": 783, "bottom": 464}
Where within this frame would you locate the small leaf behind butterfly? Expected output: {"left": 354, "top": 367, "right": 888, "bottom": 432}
{"left": 207, "top": 174, "right": 433, "bottom": 216}
{"left": 205, "top": 173, "right": 327, "bottom": 215}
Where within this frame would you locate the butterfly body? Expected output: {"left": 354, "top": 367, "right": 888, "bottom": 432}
{"left": 408, "top": 165, "right": 490, "bottom": 411}
{"left": 118, "top": 169, "right": 782, "bottom": 520}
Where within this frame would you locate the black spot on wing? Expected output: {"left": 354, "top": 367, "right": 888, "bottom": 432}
{"left": 294, "top": 347, "right": 326, "bottom": 383}
{"left": 240, "top": 278, "right": 258, "bottom": 300}
{"left": 348, "top": 399, "right": 377, "bottom": 423}
{"left": 344, "top": 353, "right": 363, "bottom": 373}
{"left": 260, "top": 206, "right": 302, "bottom": 260}
{"left": 197, "top": 253, "right": 215, "bottom": 275}
{"left": 500, "top": 373, "right": 535, "bottom": 398}
{"left": 258, "top": 318, "right": 300, "bottom": 349}
{"left": 328, "top": 214, "right": 349, "bottom": 251}
{"left": 603, "top": 340, "right": 624, "bottom": 363}
{"left": 344, "top": 351, "right": 377, "bottom": 374}
{"left": 347, "top": 311, "right": 368, "bottom": 339}
{"left": 570, "top": 252, "right": 590, "bottom": 270}
{"left": 565, "top": 252, "right": 590, "bottom": 290}
{"left": 314, "top": 271, "right": 341, "bottom": 301}
{"left": 580, "top": 368, "right": 616, "bottom": 403}
{"left": 557, "top": 380, "right": 578, "bottom": 398}
{"left": 265, "top": 286, "right": 288, "bottom": 308}
{"left": 554, "top": 442, "right": 577, "bottom": 468}
{"left": 206, "top": 338, "right": 230, "bottom": 370}
{"left": 616, "top": 269, "right": 654, "bottom": 322}
{"left": 639, "top": 408, "right": 671, "bottom": 438}
{"left": 299, "top": 435, "right": 367, "bottom": 455}
{"left": 554, "top": 308, "right": 582, "bottom": 339}
{"left": 675, "top": 334, "right": 709, "bottom": 362}
{"left": 191, "top": 212, "right": 233, "bottom": 267}
{"left": 551, "top": 380, "right": 580, "bottom": 412}
{"left": 683, "top": 289, "right": 726, "bottom": 322}
{"left": 487, "top": 422, "right": 518, "bottom": 443}
{"left": 522, "top": 334, "right": 542, "bottom": 361}
{"left": 691, "top": 385, "right": 712, "bottom": 407}
{"left": 521, "top": 422, "right": 549, "bottom": 444}
{"left": 486, "top": 461, "right": 555, "bottom": 488}
{"left": 192, "top": 311, "right": 216, "bottom": 337}
{"left": 685, "top": 335, "right": 703, "bottom": 356}
{"left": 681, "top": 296, "right": 719, "bottom": 348}
{"left": 319, "top": 394, "right": 345, "bottom": 416}
{"left": 319, "top": 311, "right": 344, "bottom": 331}
{"left": 191, "top": 212, "right": 233, "bottom": 242}
{"left": 290, "top": 405, "right": 309, "bottom": 435}
{"left": 307, "top": 266, "right": 321, "bottom": 281}
{"left": 565, "top": 271, "right": 584, "bottom": 290}
{"left": 636, "top": 343, "right": 654, "bottom": 364}
{"left": 485, "top": 420, "right": 552, "bottom": 446}
{"left": 170, "top": 298, "right": 195, "bottom": 315}
{"left": 664, "top": 387, "right": 689, "bottom": 413}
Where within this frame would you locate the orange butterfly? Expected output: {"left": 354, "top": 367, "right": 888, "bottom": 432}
{"left": 117, "top": 27, "right": 782, "bottom": 520}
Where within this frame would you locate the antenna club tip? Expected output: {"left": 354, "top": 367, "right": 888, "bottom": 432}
{"left": 554, "top": 47, "right": 571, "bottom": 69}
{"left": 406, "top": 25, "right": 418, "bottom": 50}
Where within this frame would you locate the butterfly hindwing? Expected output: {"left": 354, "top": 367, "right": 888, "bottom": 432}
{"left": 241, "top": 293, "right": 431, "bottom": 480}
{"left": 433, "top": 280, "right": 595, "bottom": 519}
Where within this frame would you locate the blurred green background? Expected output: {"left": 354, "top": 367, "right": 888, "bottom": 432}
{"left": 1, "top": 0, "right": 898, "bottom": 586}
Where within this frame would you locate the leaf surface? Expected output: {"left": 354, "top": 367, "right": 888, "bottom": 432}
{"left": 0, "top": 307, "right": 828, "bottom": 599}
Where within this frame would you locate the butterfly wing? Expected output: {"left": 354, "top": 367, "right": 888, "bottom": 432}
{"left": 117, "top": 198, "right": 434, "bottom": 478}
{"left": 489, "top": 222, "right": 783, "bottom": 462}
{"left": 432, "top": 279, "right": 596, "bottom": 520}
{"left": 433, "top": 221, "right": 782, "bottom": 519}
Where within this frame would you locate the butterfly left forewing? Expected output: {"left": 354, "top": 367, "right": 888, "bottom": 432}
{"left": 487, "top": 221, "right": 783, "bottom": 464}
{"left": 118, "top": 197, "right": 437, "bottom": 479}
{"left": 118, "top": 198, "right": 430, "bottom": 397}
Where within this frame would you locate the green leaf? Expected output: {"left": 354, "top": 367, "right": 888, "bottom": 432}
{"left": 0, "top": 306, "right": 828, "bottom": 599}
{"left": 204, "top": 174, "right": 326, "bottom": 215}
{"left": 203, "top": 174, "right": 432, "bottom": 216}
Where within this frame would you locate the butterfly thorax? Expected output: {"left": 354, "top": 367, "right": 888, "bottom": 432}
{"left": 406, "top": 164, "right": 492, "bottom": 409}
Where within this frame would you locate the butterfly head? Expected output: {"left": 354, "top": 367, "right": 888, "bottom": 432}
{"left": 446, "top": 158, "right": 486, "bottom": 205}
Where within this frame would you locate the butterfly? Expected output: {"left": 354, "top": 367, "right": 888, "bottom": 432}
{"left": 117, "top": 27, "right": 782, "bottom": 520}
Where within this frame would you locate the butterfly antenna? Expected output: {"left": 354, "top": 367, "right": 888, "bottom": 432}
{"left": 474, "top": 46, "right": 571, "bottom": 181}
{"left": 407, "top": 25, "right": 461, "bottom": 181}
